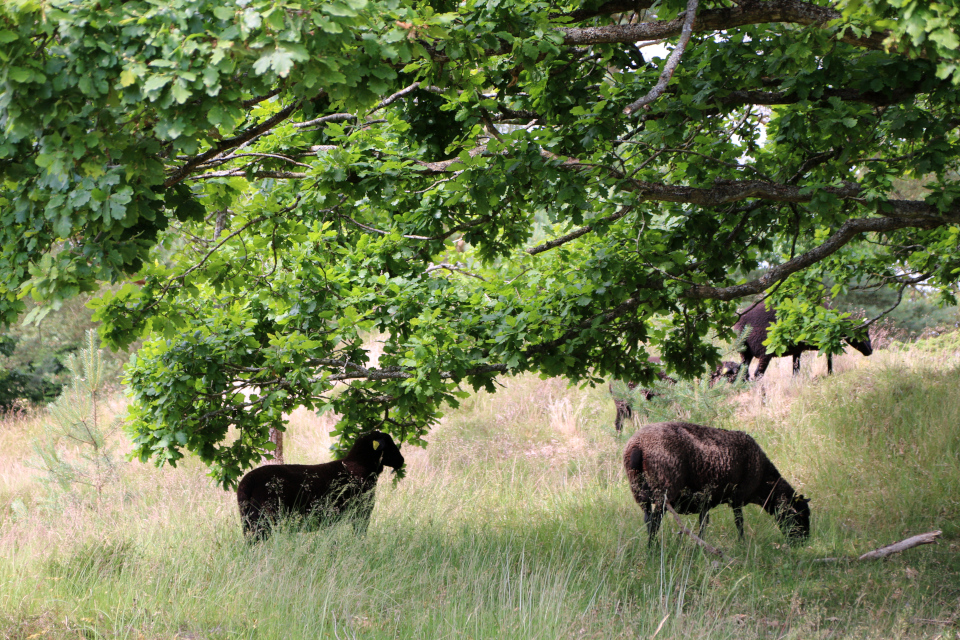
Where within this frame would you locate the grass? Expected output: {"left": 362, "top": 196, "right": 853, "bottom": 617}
{"left": 0, "top": 344, "right": 959, "bottom": 638}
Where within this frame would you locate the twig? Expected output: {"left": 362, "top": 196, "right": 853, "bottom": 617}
{"left": 526, "top": 207, "right": 632, "bottom": 255}
{"left": 665, "top": 502, "right": 725, "bottom": 557}
{"left": 651, "top": 614, "right": 670, "bottom": 639}
{"left": 338, "top": 213, "right": 435, "bottom": 240}
{"left": 857, "top": 531, "right": 941, "bottom": 561}
{"left": 856, "top": 273, "right": 932, "bottom": 330}
{"left": 164, "top": 99, "right": 305, "bottom": 187}
{"left": 292, "top": 113, "right": 358, "bottom": 128}
{"left": 424, "top": 261, "right": 488, "bottom": 281}
{"left": 368, "top": 81, "right": 429, "bottom": 114}
{"left": 623, "top": 0, "right": 699, "bottom": 115}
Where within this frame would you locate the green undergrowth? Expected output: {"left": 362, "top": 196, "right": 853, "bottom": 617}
{"left": 1, "top": 352, "right": 959, "bottom": 638}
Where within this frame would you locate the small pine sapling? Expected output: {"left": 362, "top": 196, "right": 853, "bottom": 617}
{"left": 32, "top": 330, "right": 121, "bottom": 505}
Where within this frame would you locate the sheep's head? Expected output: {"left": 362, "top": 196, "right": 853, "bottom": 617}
{"left": 352, "top": 431, "right": 405, "bottom": 473}
{"left": 847, "top": 332, "right": 873, "bottom": 357}
{"left": 777, "top": 493, "right": 811, "bottom": 542}
{"left": 710, "top": 361, "right": 742, "bottom": 385}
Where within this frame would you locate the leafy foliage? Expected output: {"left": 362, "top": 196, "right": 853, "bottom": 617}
{"left": 3, "top": 0, "right": 960, "bottom": 485}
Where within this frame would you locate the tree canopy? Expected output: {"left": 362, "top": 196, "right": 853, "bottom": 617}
{"left": 2, "top": 0, "right": 959, "bottom": 486}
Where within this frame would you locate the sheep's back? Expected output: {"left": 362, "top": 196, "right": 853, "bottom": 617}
{"left": 237, "top": 462, "right": 355, "bottom": 512}
{"left": 733, "top": 304, "right": 777, "bottom": 357}
{"left": 625, "top": 422, "right": 767, "bottom": 506}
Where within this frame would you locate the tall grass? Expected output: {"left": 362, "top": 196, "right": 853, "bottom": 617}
{"left": 1, "top": 344, "right": 958, "bottom": 638}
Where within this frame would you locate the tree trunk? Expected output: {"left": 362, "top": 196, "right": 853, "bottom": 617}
{"left": 264, "top": 427, "right": 284, "bottom": 465}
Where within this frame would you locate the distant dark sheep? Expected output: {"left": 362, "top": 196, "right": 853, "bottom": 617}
{"left": 237, "top": 431, "right": 404, "bottom": 539}
{"left": 611, "top": 358, "right": 742, "bottom": 432}
{"left": 610, "top": 357, "right": 677, "bottom": 433}
{"left": 623, "top": 421, "right": 810, "bottom": 544}
{"left": 709, "top": 361, "right": 742, "bottom": 386}
{"left": 733, "top": 302, "right": 872, "bottom": 380}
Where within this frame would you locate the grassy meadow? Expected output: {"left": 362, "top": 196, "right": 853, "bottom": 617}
{"left": 1, "top": 340, "right": 959, "bottom": 639}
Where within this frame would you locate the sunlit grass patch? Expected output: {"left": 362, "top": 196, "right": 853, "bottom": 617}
{"left": 0, "top": 338, "right": 958, "bottom": 638}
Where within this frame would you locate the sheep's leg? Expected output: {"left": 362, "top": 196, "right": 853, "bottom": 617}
{"left": 697, "top": 508, "right": 710, "bottom": 538}
{"left": 754, "top": 355, "right": 773, "bottom": 379}
{"left": 733, "top": 505, "right": 745, "bottom": 539}
{"left": 243, "top": 509, "right": 271, "bottom": 542}
{"left": 647, "top": 507, "right": 664, "bottom": 546}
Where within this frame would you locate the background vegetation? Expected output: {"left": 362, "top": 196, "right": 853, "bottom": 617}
{"left": 0, "top": 297, "right": 132, "bottom": 411}
{"left": 7, "top": 0, "right": 960, "bottom": 486}
{"left": 1, "top": 340, "right": 957, "bottom": 639}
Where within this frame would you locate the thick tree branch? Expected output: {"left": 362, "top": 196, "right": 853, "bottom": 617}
{"left": 316, "top": 360, "right": 510, "bottom": 382}
{"left": 190, "top": 170, "right": 309, "bottom": 181}
{"left": 719, "top": 85, "right": 927, "bottom": 109}
{"left": 293, "top": 113, "right": 357, "bottom": 129}
{"left": 623, "top": 0, "right": 699, "bottom": 115}
{"left": 560, "top": 0, "right": 890, "bottom": 51}
{"left": 684, "top": 216, "right": 946, "bottom": 301}
{"left": 558, "top": 0, "right": 656, "bottom": 23}
{"left": 241, "top": 88, "right": 284, "bottom": 108}
{"left": 523, "top": 214, "right": 951, "bottom": 355}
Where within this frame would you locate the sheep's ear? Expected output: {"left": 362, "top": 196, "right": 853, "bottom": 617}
{"left": 372, "top": 440, "right": 380, "bottom": 451}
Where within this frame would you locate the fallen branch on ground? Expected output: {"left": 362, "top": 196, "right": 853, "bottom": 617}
{"left": 814, "top": 531, "right": 942, "bottom": 563}
{"left": 857, "top": 531, "right": 942, "bottom": 560}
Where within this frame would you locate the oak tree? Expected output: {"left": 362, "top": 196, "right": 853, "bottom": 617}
{"left": 2, "top": 0, "right": 958, "bottom": 485}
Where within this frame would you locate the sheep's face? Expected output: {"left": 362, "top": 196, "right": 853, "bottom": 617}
{"left": 350, "top": 431, "right": 405, "bottom": 473}
{"left": 778, "top": 494, "right": 811, "bottom": 542}
{"left": 370, "top": 431, "right": 405, "bottom": 470}
{"left": 377, "top": 434, "right": 403, "bottom": 469}
{"left": 847, "top": 333, "right": 873, "bottom": 357}
{"left": 710, "top": 361, "right": 742, "bottom": 385}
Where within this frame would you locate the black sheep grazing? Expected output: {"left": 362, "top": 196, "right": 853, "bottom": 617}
{"left": 733, "top": 302, "right": 872, "bottom": 380}
{"left": 623, "top": 421, "right": 810, "bottom": 545}
{"left": 611, "top": 380, "right": 639, "bottom": 434}
{"left": 237, "top": 430, "right": 404, "bottom": 539}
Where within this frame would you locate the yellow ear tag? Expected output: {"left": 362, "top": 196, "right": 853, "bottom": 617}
{"left": 372, "top": 441, "right": 380, "bottom": 450}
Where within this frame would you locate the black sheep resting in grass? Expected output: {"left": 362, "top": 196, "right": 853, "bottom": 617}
{"left": 611, "top": 358, "right": 742, "bottom": 433}
{"left": 709, "top": 361, "right": 742, "bottom": 386}
{"left": 623, "top": 421, "right": 810, "bottom": 545}
{"left": 237, "top": 430, "right": 404, "bottom": 539}
{"left": 733, "top": 302, "right": 872, "bottom": 380}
